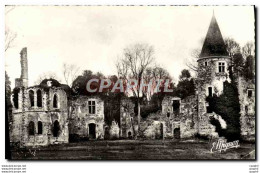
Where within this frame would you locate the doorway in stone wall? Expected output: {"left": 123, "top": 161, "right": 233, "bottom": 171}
{"left": 174, "top": 128, "right": 180, "bottom": 139}
{"left": 104, "top": 126, "right": 109, "bottom": 140}
{"left": 89, "top": 123, "right": 96, "bottom": 139}
{"left": 53, "top": 120, "right": 60, "bottom": 137}
{"left": 160, "top": 123, "right": 164, "bottom": 139}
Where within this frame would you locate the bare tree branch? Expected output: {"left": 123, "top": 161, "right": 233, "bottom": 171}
{"left": 62, "top": 63, "right": 81, "bottom": 87}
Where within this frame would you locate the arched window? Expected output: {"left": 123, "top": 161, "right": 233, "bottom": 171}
{"left": 38, "top": 121, "right": 43, "bottom": 134}
{"left": 28, "top": 121, "right": 35, "bottom": 136}
{"left": 37, "top": 90, "right": 42, "bottom": 107}
{"left": 53, "top": 120, "right": 60, "bottom": 137}
{"left": 53, "top": 94, "right": 58, "bottom": 108}
{"left": 29, "top": 90, "right": 34, "bottom": 107}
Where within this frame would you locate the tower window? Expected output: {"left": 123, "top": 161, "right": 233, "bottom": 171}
{"left": 245, "top": 106, "right": 248, "bottom": 113}
{"left": 247, "top": 90, "right": 253, "bottom": 98}
{"left": 88, "top": 100, "right": 96, "bottom": 114}
{"left": 208, "top": 87, "right": 213, "bottom": 97}
{"left": 205, "top": 61, "right": 208, "bottom": 66}
{"left": 218, "top": 62, "right": 225, "bottom": 73}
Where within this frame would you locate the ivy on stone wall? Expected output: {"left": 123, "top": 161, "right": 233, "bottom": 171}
{"left": 206, "top": 79, "right": 241, "bottom": 141}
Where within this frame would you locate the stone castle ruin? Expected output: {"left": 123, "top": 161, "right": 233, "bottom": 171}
{"left": 9, "top": 14, "right": 255, "bottom": 147}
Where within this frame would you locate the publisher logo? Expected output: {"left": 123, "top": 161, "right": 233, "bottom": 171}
{"left": 210, "top": 139, "right": 240, "bottom": 153}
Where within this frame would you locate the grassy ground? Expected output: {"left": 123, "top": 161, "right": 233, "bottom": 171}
{"left": 10, "top": 140, "right": 255, "bottom": 160}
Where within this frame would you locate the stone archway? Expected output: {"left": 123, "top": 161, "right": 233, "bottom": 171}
{"left": 128, "top": 131, "right": 132, "bottom": 139}
{"left": 53, "top": 120, "right": 60, "bottom": 137}
{"left": 89, "top": 123, "right": 96, "bottom": 139}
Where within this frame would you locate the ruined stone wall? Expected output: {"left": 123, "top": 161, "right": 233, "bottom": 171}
{"left": 10, "top": 87, "right": 69, "bottom": 147}
{"left": 179, "top": 95, "right": 199, "bottom": 138}
{"left": 140, "top": 95, "right": 198, "bottom": 139}
{"left": 120, "top": 98, "right": 135, "bottom": 138}
{"left": 69, "top": 96, "right": 104, "bottom": 139}
{"left": 161, "top": 96, "right": 181, "bottom": 138}
{"left": 238, "top": 77, "right": 255, "bottom": 141}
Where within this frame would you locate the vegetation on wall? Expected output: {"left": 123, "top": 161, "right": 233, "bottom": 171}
{"left": 206, "top": 79, "right": 241, "bottom": 141}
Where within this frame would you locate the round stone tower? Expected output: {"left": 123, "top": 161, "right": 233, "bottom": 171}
{"left": 196, "top": 14, "right": 231, "bottom": 136}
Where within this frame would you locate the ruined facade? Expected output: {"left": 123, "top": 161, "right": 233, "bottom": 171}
{"left": 140, "top": 95, "right": 198, "bottom": 140}
{"left": 10, "top": 48, "right": 69, "bottom": 146}
{"left": 119, "top": 98, "right": 135, "bottom": 139}
{"left": 142, "top": 14, "right": 255, "bottom": 141}
{"left": 69, "top": 96, "right": 105, "bottom": 140}
{"left": 238, "top": 77, "right": 255, "bottom": 141}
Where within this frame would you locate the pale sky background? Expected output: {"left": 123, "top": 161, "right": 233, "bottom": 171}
{"left": 5, "top": 6, "right": 255, "bottom": 88}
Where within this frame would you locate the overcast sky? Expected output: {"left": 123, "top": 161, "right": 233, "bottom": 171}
{"left": 5, "top": 6, "right": 255, "bottom": 88}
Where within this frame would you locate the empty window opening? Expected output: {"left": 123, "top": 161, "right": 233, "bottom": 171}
{"left": 29, "top": 90, "right": 34, "bottom": 107}
{"left": 248, "top": 90, "right": 253, "bottom": 98}
{"left": 245, "top": 106, "right": 248, "bottom": 113}
{"left": 53, "top": 94, "right": 58, "bottom": 108}
{"left": 172, "top": 100, "right": 180, "bottom": 114}
{"left": 13, "top": 89, "right": 20, "bottom": 109}
{"left": 37, "top": 90, "right": 42, "bottom": 107}
{"left": 206, "top": 106, "right": 213, "bottom": 113}
{"left": 208, "top": 87, "right": 213, "bottom": 97}
{"left": 38, "top": 121, "right": 43, "bottom": 134}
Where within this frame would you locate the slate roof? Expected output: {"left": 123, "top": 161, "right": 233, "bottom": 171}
{"left": 200, "top": 14, "right": 229, "bottom": 58}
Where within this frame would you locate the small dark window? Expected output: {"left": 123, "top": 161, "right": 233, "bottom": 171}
{"left": 53, "top": 94, "right": 58, "bottom": 108}
{"left": 248, "top": 90, "right": 253, "bottom": 98}
{"left": 28, "top": 121, "right": 35, "bottom": 136}
{"left": 172, "top": 100, "right": 180, "bottom": 114}
{"left": 37, "top": 90, "right": 42, "bottom": 107}
{"left": 29, "top": 90, "right": 34, "bottom": 107}
{"left": 167, "top": 112, "right": 170, "bottom": 118}
{"left": 208, "top": 87, "right": 213, "bottom": 97}
{"left": 205, "top": 61, "right": 208, "bottom": 66}
{"left": 245, "top": 106, "right": 248, "bottom": 113}
{"left": 38, "top": 121, "right": 43, "bottom": 134}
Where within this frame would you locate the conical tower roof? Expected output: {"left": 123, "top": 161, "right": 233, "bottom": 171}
{"left": 200, "top": 14, "right": 228, "bottom": 58}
